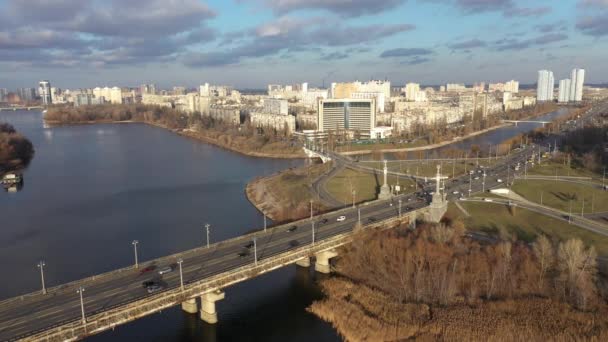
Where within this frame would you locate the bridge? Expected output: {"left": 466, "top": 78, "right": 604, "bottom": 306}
{"left": 0, "top": 106, "right": 44, "bottom": 111}
{"left": 0, "top": 166, "right": 449, "bottom": 341}
{"left": 501, "top": 119, "right": 550, "bottom": 126}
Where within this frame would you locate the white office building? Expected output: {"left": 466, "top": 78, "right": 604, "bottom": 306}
{"left": 558, "top": 79, "right": 571, "bottom": 103}
{"left": 38, "top": 80, "right": 52, "bottom": 105}
{"left": 569, "top": 68, "right": 585, "bottom": 102}
{"left": 317, "top": 98, "right": 376, "bottom": 134}
{"left": 536, "top": 70, "right": 554, "bottom": 102}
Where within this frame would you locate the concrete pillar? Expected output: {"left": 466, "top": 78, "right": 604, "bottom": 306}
{"left": 181, "top": 298, "right": 198, "bottom": 314}
{"left": 296, "top": 257, "right": 311, "bottom": 267}
{"left": 315, "top": 250, "right": 338, "bottom": 274}
{"left": 200, "top": 291, "right": 225, "bottom": 324}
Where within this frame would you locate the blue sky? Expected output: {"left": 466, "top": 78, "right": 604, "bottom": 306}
{"left": 1, "top": 0, "right": 607, "bottom": 89}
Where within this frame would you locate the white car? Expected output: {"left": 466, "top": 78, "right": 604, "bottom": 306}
{"left": 337, "top": 216, "right": 346, "bottom": 222}
{"left": 452, "top": 190, "right": 459, "bottom": 194}
{"left": 474, "top": 176, "right": 480, "bottom": 180}
{"left": 497, "top": 179, "right": 503, "bottom": 183}
{"left": 483, "top": 198, "right": 493, "bottom": 202}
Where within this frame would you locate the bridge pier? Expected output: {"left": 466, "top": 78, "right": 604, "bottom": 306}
{"left": 181, "top": 298, "right": 198, "bottom": 314}
{"left": 296, "top": 257, "right": 311, "bottom": 267}
{"left": 200, "top": 291, "right": 225, "bottom": 324}
{"left": 315, "top": 250, "right": 338, "bottom": 274}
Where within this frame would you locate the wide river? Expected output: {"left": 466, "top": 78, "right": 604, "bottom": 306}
{"left": 0, "top": 110, "right": 338, "bottom": 342}
{"left": 0, "top": 107, "right": 573, "bottom": 341}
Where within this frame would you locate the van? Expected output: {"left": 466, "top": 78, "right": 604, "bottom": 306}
{"left": 158, "top": 266, "right": 173, "bottom": 275}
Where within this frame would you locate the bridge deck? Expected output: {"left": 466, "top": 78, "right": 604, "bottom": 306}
{"left": 0, "top": 195, "right": 426, "bottom": 341}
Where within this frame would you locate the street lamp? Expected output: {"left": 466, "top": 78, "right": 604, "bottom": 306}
{"left": 398, "top": 199, "right": 402, "bottom": 217}
{"left": 77, "top": 286, "right": 86, "bottom": 324}
{"left": 358, "top": 207, "right": 361, "bottom": 225}
{"left": 253, "top": 237, "right": 258, "bottom": 266}
{"left": 131, "top": 240, "right": 139, "bottom": 269}
{"left": 310, "top": 200, "right": 314, "bottom": 220}
{"left": 311, "top": 221, "right": 315, "bottom": 246}
{"left": 482, "top": 171, "right": 486, "bottom": 193}
{"left": 263, "top": 214, "right": 267, "bottom": 232}
{"left": 352, "top": 190, "right": 356, "bottom": 208}
{"left": 205, "top": 223, "right": 210, "bottom": 248}
{"left": 177, "top": 259, "right": 184, "bottom": 291}
{"left": 37, "top": 261, "right": 47, "bottom": 295}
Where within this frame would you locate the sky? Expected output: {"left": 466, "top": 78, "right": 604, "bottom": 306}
{"left": 1, "top": 0, "right": 607, "bottom": 89}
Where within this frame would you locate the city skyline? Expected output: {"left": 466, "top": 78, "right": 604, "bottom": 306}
{"left": 1, "top": 0, "right": 607, "bottom": 88}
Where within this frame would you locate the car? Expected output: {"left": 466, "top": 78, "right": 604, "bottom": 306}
{"left": 469, "top": 170, "right": 474, "bottom": 175}
{"left": 405, "top": 206, "right": 412, "bottom": 210}
{"left": 238, "top": 250, "right": 250, "bottom": 258}
{"left": 244, "top": 241, "right": 254, "bottom": 249}
{"left": 368, "top": 217, "right": 377, "bottom": 222}
{"left": 139, "top": 265, "right": 156, "bottom": 274}
{"left": 142, "top": 280, "right": 157, "bottom": 288}
{"left": 147, "top": 284, "right": 162, "bottom": 293}
{"left": 337, "top": 215, "right": 346, "bottom": 222}
{"left": 287, "top": 225, "right": 297, "bottom": 232}
{"left": 158, "top": 266, "right": 173, "bottom": 275}
{"left": 474, "top": 176, "right": 480, "bottom": 180}
{"left": 497, "top": 179, "right": 503, "bottom": 183}
{"left": 452, "top": 191, "right": 459, "bottom": 195}
{"left": 289, "top": 240, "right": 300, "bottom": 247}
{"left": 483, "top": 198, "right": 493, "bottom": 202}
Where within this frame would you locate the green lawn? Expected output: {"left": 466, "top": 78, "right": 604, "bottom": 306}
{"left": 511, "top": 179, "right": 608, "bottom": 214}
{"left": 364, "top": 158, "right": 502, "bottom": 178}
{"left": 446, "top": 201, "right": 608, "bottom": 256}
{"left": 336, "top": 139, "right": 428, "bottom": 152}
{"left": 527, "top": 159, "right": 602, "bottom": 181}
{"left": 325, "top": 168, "right": 415, "bottom": 204}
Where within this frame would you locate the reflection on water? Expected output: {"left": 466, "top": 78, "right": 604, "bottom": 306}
{"left": 0, "top": 110, "right": 339, "bottom": 342}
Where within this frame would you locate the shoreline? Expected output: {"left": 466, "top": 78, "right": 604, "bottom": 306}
{"left": 341, "top": 105, "right": 565, "bottom": 156}
{"left": 44, "top": 119, "right": 306, "bottom": 160}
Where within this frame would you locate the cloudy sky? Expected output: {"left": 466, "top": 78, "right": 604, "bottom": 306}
{"left": 1, "top": 0, "right": 607, "bottom": 89}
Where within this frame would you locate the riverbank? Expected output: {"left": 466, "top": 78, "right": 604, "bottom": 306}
{"left": 0, "top": 122, "right": 34, "bottom": 177}
{"left": 44, "top": 104, "right": 306, "bottom": 159}
{"left": 308, "top": 222, "right": 608, "bottom": 341}
{"left": 245, "top": 163, "right": 331, "bottom": 222}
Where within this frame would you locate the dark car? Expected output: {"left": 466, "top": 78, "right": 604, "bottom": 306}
{"left": 139, "top": 265, "right": 156, "bottom": 274}
{"left": 289, "top": 240, "right": 300, "bottom": 247}
{"left": 287, "top": 225, "right": 297, "bottom": 232}
{"left": 244, "top": 241, "right": 254, "bottom": 249}
{"left": 368, "top": 217, "right": 377, "bottom": 222}
{"left": 238, "top": 250, "right": 250, "bottom": 258}
{"left": 147, "top": 284, "right": 162, "bottom": 294}
{"left": 142, "top": 280, "right": 157, "bottom": 288}
{"left": 320, "top": 218, "right": 328, "bottom": 224}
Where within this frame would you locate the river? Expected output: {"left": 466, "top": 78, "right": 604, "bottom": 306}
{"left": 0, "top": 110, "right": 339, "bottom": 342}
{"left": 0, "top": 107, "right": 573, "bottom": 341}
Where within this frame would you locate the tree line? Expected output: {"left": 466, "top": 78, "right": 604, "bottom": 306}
{"left": 0, "top": 122, "right": 35, "bottom": 173}
{"left": 338, "top": 221, "right": 601, "bottom": 311}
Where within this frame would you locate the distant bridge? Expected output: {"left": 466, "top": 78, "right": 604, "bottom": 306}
{"left": 501, "top": 119, "right": 550, "bottom": 126}
{"left": 0, "top": 106, "right": 44, "bottom": 111}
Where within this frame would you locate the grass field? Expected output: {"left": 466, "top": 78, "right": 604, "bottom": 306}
{"left": 511, "top": 179, "right": 608, "bottom": 214}
{"left": 325, "top": 168, "right": 415, "bottom": 204}
{"left": 446, "top": 201, "right": 608, "bottom": 256}
{"left": 362, "top": 158, "right": 503, "bottom": 178}
{"left": 527, "top": 159, "right": 602, "bottom": 181}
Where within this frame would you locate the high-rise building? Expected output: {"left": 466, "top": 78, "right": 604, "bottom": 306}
{"left": 200, "top": 83, "right": 210, "bottom": 97}
{"left": 317, "top": 98, "right": 376, "bottom": 134}
{"left": 536, "top": 70, "right": 554, "bottom": 102}
{"left": 558, "top": 79, "right": 571, "bottom": 103}
{"left": 569, "top": 68, "right": 585, "bottom": 102}
{"left": 263, "top": 98, "right": 288, "bottom": 115}
{"left": 39, "top": 80, "right": 52, "bottom": 105}
{"left": 0, "top": 88, "right": 8, "bottom": 102}
{"left": 404, "top": 83, "right": 420, "bottom": 101}
{"left": 18, "top": 88, "right": 36, "bottom": 102}
{"left": 505, "top": 80, "right": 519, "bottom": 93}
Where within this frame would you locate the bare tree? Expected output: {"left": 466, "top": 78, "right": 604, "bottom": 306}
{"left": 533, "top": 235, "right": 554, "bottom": 292}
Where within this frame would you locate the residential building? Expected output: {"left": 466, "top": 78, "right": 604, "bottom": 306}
{"left": 536, "top": 70, "right": 554, "bottom": 102}
{"left": 330, "top": 80, "right": 390, "bottom": 100}
{"left": 473, "top": 82, "right": 485, "bottom": 93}
{"left": 140, "top": 84, "right": 156, "bottom": 95}
{"left": 317, "top": 98, "right": 376, "bottom": 134}
{"left": 0, "top": 88, "right": 8, "bottom": 102}
{"left": 263, "top": 98, "right": 288, "bottom": 115}
{"left": 505, "top": 80, "right": 519, "bottom": 93}
{"left": 302, "top": 88, "right": 328, "bottom": 109}
{"left": 446, "top": 83, "right": 466, "bottom": 92}
{"left": 39, "top": 80, "right": 52, "bottom": 105}
{"left": 570, "top": 68, "right": 585, "bottom": 102}
{"left": 18, "top": 88, "right": 36, "bottom": 102}
{"left": 200, "top": 83, "right": 210, "bottom": 97}
{"left": 351, "top": 91, "right": 385, "bottom": 113}
{"left": 250, "top": 112, "right": 295, "bottom": 134}
{"left": 488, "top": 83, "right": 505, "bottom": 92}
{"left": 558, "top": 79, "right": 571, "bottom": 103}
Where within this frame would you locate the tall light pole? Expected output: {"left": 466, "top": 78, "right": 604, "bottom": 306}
{"left": 468, "top": 172, "right": 472, "bottom": 195}
{"left": 131, "top": 240, "right": 139, "bottom": 269}
{"left": 263, "top": 214, "right": 267, "bottom": 232}
{"left": 311, "top": 221, "right": 315, "bottom": 246}
{"left": 482, "top": 171, "right": 486, "bottom": 193}
{"left": 524, "top": 161, "right": 528, "bottom": 179}
{"left": 177, "top": 259, "right": 184, "bottom": 291}
{"left": 398, "top": 199, "right": 402, "bottom": 217}
{"left": 37, "top": 261, "right": 47, "bottom": 295}
{"left": 205, "top": 223, "right": 210, "bottom": 248}
{"left": 310, "top": 200, "right": 314, "bottom": 220}
{"left": 253, "top": 237, "right": 258, "bottom": 266}
{"left": 581, "top": 198, "right": 585, "bottom": 217}
{"left": 352, "top": 190, "right": 356, "bottom": 208}
{"left": 357, "top": 207, "right": 361, "bottom": 226}
{"left": 77, "top": 286, "right": 86, "bottom": 324}
{"left": 540, "top": 191, "right": 543, "bottom": 206}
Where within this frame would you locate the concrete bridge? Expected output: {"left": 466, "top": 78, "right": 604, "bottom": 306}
{"left": 303, "top": 147, "right": 332, "bottom": 163}
{"left": 0, "top": 178, "right": 448, "bottom": 341}
{"left": 0, "top": 106, "right": 44, "bottom": 111}
{"left": 501, "top": 119, "right": 550, "bottom": 126}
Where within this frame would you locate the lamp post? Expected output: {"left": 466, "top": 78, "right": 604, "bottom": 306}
{"left": 310, "top": 200, "right": 314, "bottom": 220}
{"left": 398, "top": 199, "right": 402, "bottom": 217}
{"left": 37, "top": 261, "right": 47, "bottom": 295}
{"left": 482, "top": 171, "right": 486, "bottom": 193}
{"left": 177, "top": 259, "right": 184, "bottom": 291}
{"left": 205, "top": 223, "right": 210, "bottom": 248}
{"left": 77, "top": 286, "right": 86, "bottom": 324}
{"left": 358, "top": 207, "right": 361, "bottom": 226}
{"left": 131, "top": 240, "right": 139, "bottom": 269}
{"left": 352, "top": 190, "right": 356, "bottom": 208}
{"left": 311, "top": 221, "right": 315, "bottom": 246}
{"left": 263, "top": 215, "right": 267, "bottom": 232}
{"left": 253, "top": 237, "right": 257, "bottom": 266}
